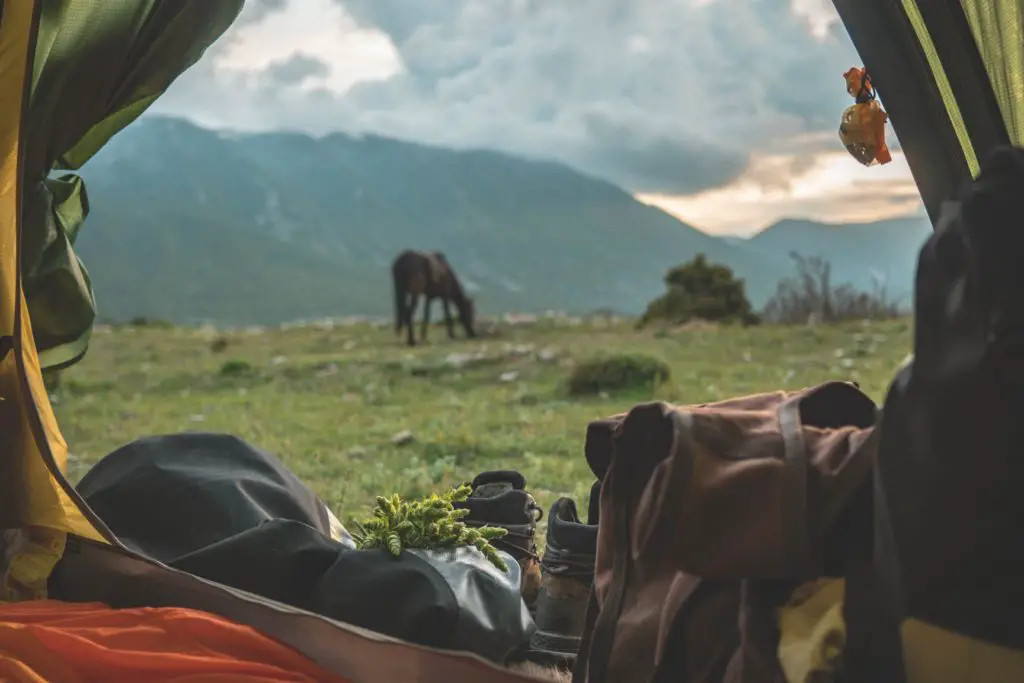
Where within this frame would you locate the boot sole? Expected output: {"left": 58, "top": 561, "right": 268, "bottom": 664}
{"left": 528, "top": 628, "right": 581, "bottom": 661}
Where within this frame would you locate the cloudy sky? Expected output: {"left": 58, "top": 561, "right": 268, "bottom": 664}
{"left": 151, "top": 0, "right": 923, "bottom": 236}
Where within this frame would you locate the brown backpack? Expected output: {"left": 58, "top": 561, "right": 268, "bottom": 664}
{"left": 573, "top": 381, "right": 877, "bottom": 683}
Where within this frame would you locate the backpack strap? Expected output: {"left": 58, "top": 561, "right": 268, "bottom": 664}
{"left": 778, "top": 395, "right": 812, "bottom": 580}
{"left": 575, "top": 474, "right": 632, "bottom": 683}
{"left": 570, "top": 588, "right": 600, "bottom": 683}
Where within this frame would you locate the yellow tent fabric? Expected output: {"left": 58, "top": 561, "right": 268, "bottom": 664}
{"left": 1, "top": 0, "right": 104, "bottom": 603}
{"left": 1, "top": 0, "right": 105, "bottom": 586}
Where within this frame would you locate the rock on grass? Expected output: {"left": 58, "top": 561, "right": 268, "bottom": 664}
{"left": 391, "top": 430, "right": 415, "bottom": 446}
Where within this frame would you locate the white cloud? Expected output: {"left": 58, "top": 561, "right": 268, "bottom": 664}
{"left": 212, "top": 0, "right": 402, "bottom": 93}
{"left": 148, "top": 0, "right": 921, "bottom": 231}
{"left": 789, "top": 0, "right": 842, "bottom": 39}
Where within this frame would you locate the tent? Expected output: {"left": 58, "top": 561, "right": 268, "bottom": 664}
{"left": 1, "top": 0, "right": 1021, "bottom": 680}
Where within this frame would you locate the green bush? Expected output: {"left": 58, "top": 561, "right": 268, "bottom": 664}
{"left": 127, "top": 316, "right": 174, "bottom": 329}
{"left": 639, "top": 254, "right": 758, "bottom": 328}
{"left": 219, "top": 359, "right": 253, "bottom": 377}
{"left": 567, "top": 353, "right": 671, "bottom": 396}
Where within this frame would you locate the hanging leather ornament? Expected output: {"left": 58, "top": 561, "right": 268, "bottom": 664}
{"left": 839, "top": 67, "right": 892, "bottom": 166}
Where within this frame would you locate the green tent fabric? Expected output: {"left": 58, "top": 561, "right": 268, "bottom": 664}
{"left": 960, "top": 1, "right": 1024, "bottom": 144}
{"left": 21, "top": 0, "right": 243, "bottom": 370}
{"left": 833, "top": 0, "right": 1023, "bottom": 227}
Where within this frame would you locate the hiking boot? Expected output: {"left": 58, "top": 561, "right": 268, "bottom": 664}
{"left": 452, "top": 470, "right": 544, "bottom": 608}
{"left": 528, "top": 485, "right": 599, "bottom": 665}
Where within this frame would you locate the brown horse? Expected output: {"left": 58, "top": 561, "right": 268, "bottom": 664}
{"left": 391, "top": 249, "right": 477, "bottom": 347}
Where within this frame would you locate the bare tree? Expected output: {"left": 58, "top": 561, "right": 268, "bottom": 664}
{"left": 761, "top": 252, "right": 904, "bottom": 325}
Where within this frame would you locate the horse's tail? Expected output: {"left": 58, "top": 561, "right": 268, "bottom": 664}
{"left": 392, "top": 260, "right": 406, "bottom": 335}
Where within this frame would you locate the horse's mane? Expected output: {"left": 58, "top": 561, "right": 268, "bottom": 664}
{"left": 430, "top": 251, "right": 469, "bottom": 304}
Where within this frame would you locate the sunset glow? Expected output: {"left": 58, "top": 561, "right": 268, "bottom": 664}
{"left": 637, "top": 149, "right": 922, "bottom": 235}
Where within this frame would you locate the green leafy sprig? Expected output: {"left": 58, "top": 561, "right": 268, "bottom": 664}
{"left": 351, "top": 484, "right": 509, "bottom": 572}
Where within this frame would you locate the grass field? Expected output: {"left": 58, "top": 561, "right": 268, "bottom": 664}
{"left": 51, "top": 314, "right": 912, "bottom": 531}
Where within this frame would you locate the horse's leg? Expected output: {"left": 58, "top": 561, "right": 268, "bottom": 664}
{"left": 406, "top": 294, "right": 419, "bottom": 347}
{"left": 421, "top": 297, "right": 432, "bottom": 342}
{"left": 395, "top": 292, "right": 406, "bottom": 336}
{"left": 402, "top": 293, "right": 415, "bottom": 335}
{"left": 442, "top": 299, "right": 455, "bottom": 338}
{"left": 393, "top": 270, "right": 406, "bottom": 337}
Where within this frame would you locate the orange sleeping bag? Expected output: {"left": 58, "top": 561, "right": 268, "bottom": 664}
{"left": 0, "top": 600, "right": 352, "bottom": 683}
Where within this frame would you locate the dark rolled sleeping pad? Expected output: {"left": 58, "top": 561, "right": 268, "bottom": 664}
{"left": 75, "top": 432, "right": 535, "bottom": 664}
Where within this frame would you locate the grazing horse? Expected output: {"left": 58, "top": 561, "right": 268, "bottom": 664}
{"left": 391, "top": 249, "right": 477, "bottom": 347}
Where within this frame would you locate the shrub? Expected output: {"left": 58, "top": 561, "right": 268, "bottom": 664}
{"left": 639, "top": 254, "right": 758, "bottom": 328}
{"left": 127, "top": 316, "right": 174, "bottom": 329}
{"left": 219, "top": 359, "right": 253, "bottom": 377}
{"left": 567, "top": 353, "right": 671, "bottom": 396}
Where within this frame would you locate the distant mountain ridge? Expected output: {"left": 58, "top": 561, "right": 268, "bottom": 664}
{"left": 743, "top": 216, "right": 932, "bottom": 306}
{"left": 72, "top": 115, "right": 930, "bottom": 325}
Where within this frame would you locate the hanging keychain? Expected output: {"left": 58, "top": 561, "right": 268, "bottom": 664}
{"left": 839, "top": 67, "right": 892, "bottom": 166}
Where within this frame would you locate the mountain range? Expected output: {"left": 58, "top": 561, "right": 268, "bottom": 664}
{"left": 72, "top": 116, "right": 931, "bottom": 326}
